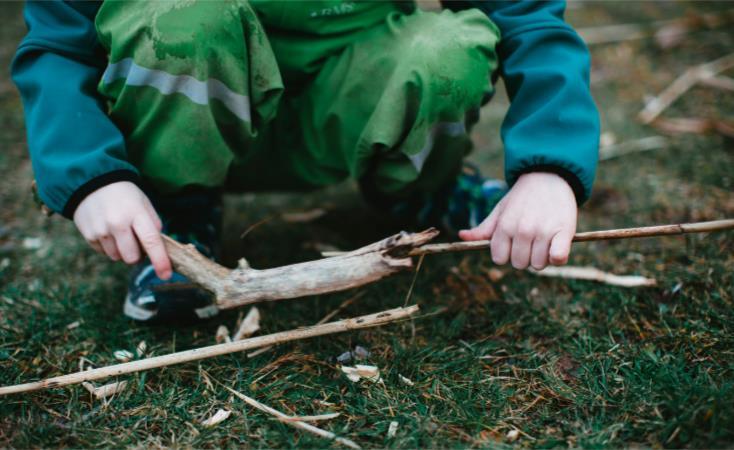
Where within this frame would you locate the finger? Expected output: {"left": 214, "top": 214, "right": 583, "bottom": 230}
{"left": 490, "top": 229, "right": 511, "bottom": 265}
{"left": 99, "top": 235, "right": 121, "bottom": 261}
{"left": 530, "top": 237, "right": 551, "bottom": 270}
{"left": 549, "top": 230, "right": 574, "bottom": 266}
{"left": 459, "top": 200, "right": 502, "bottom": 241}
{"left": 132, "top": 215, "right": 172, "bottom": 280}
{"left": 142, "top": 197, "right": 163, "bottom": 231}
{"left": 510, "top": 227, "right": 532, "bottom": 270}
{"left": 114, "top": 227, "right": 142, "bottom": 265}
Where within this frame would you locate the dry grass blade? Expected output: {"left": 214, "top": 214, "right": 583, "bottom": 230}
{"left": 200, "top": 408, "right": 232, "bottom": 427}
{"left": 81, "top": 380, "right": 128, "bottom": 400}
{"left": 223, "top": 385, "right": 361, "bottom": 449}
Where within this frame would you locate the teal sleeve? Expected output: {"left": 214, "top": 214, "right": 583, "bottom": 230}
{"left": 11, "top": 1, "right": 140, "bottom": 218}
{"left": 444, "top": 1, "right": 600, "bottom": 203}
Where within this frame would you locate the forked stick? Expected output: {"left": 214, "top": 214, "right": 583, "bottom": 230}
{"left": 0, "top": 306, "right": 418, "bottom": 396}
{"left": 162, "top": 219, "right": 734, "bottom": 311}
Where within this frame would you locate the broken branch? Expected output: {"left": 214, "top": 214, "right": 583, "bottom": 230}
{"left": 0, "top": 305, "right": 419, "bottom": 396}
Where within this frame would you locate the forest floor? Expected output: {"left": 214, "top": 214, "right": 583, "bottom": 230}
{"left": 1, "top": 1, "right": 733, "bottom": 448}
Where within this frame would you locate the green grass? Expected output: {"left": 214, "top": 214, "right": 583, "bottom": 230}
{"left": 2, "top": 2, "right": 734, "bottom": 447}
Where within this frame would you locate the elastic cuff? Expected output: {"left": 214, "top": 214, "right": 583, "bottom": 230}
{"left": 62, "top": 169, "right": 140, "bottom": 219}
{"left": 515, "top": 164, "right": 587, "bottom": 205}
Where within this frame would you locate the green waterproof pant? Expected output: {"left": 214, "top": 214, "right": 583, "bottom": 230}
{"left": 95, "top": 1, "right": 500, "bottom": 200}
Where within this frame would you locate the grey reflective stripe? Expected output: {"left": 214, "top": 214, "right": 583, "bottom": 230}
{"left": 407, "top": 121, "right": 466, "bottom": 171}
{"left": 102, "top": 58, "right": 251, "bottom": 122}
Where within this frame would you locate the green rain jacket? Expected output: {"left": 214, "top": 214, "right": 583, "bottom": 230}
{"left": 11, "top": 1, "right": 600, "bottom": 218}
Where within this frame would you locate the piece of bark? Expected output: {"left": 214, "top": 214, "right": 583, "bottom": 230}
{"left": 232, "top": 307, "right": 260, "bottom": 341}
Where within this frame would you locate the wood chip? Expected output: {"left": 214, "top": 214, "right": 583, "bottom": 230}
{"left": 215, "top": 325, "right": 231, "bottom": 344}
{"left": 136, "top": 341, "right": 147, "bottom": 357}
{"left": 113, "top": 350, "right": 134, "bottom": 362}
{"left": 507, "top": 429, "right": 520, "bottom": 442}
{"left": 530, "top": 266, "right": 657, "bottom": 288}
{"left": 200, "top": 408, "right": 232, "bottom": 427}
{"left": 387, "top": 421, "right": 399, "bottom": 438}
{"left": 341, "top": 365, "right": 381, "bottom": 383}
{"left": 398, "top": 374, "right": 414, "bottom": 386}
{"left": 82, "top": 380, "right": 128, "bottom": 400}
{"left": 233, "top": 307, "right": 260, "bottom": 341}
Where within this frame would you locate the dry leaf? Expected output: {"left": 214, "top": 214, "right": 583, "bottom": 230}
{"left": 398, "top": 374, "right": 414, "bottom": 386}
{"left": 530, "top": 266, "right": 657, "bottom": 288}
{"left": 387, "top": 421, "right": 399, "bottom": 438}
{"left": 487, "top": 268, "right": 505, "bottom": 282}
{"left": 233, "top": 307, "right": 261, "bottom": 341}
{"left": 82, "top": 380, "right": 128, "bottom": 400}
{"left": 216, "top": 325, "right": 231, "bottom": 344}
{"left": 113, "top": 350, "right": 134, "bottom": 362}
{"left": 341, "top": 365, "right": 381, "bottom": 383}
{"left": 201, "top": 408, "right": 232, "bottom": 427}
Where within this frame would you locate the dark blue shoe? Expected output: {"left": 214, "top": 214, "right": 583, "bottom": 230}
{"left": 374, "top": 164, "right": 506, "bottom": 236}
{"left": 123, "top": 189, "right": 222, "bottom": 324}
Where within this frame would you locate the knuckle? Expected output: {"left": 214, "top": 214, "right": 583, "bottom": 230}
{"left": 516, "top": 224, "right": 535, "bottom": 240}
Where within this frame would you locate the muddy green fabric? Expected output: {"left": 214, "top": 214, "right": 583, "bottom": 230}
{"left": 94, "top": 1, "right": 500, "bottom": 198}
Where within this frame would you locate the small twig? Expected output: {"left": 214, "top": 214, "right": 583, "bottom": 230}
{"left": 0, "top": 306, "right": 419, "bottom": 396}
{"left": 222, "top": 385, "right": 360, "bottom": 449}
{"left": 404, "top": 218, "right": 734, "bottom": 257}
{"left": 529, "top": 266, "right": 657, "bottom": 288}
{"left": 638, "top": 53, "right": 734, "bottom": 124}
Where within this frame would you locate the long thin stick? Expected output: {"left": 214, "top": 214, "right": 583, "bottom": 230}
{"left": 406, "top": 218, "right": 734, "bottom": 257}
{"left": 0, "top": 306, "right": 419, "bottom": 396}
{"left": 223, "top": 385, "right": 360, "bottom": 449}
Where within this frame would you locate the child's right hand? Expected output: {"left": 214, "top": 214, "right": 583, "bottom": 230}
{"left": 73, "top": 181, "right": 172, "bottom": 280}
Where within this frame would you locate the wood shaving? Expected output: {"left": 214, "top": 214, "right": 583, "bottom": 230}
{"left": 233, "top": 307, "right": 260, "bottom": 341}
{"left": 215, "top": 325, "right": 231, "bottom": 344}
{"left": 341, "top": 365, "right": 381, "bottom": 383}
{"left": 398, "top": 374, "right": 414, "bottom": 386}
{"left": 200, "top": 408, "right": 232, "bottom": 427}
{"left": 136, "top": 341, "right": 147, "bottom": 357}
{"left": 530, "top": 266, "right": 657, "bottom": 288}
{"left": 82, "top": 380, "right": 128, "bottom": 400}
{"left": 387, "top": 421, "right": 399, "bottom": 438}
{"left": 507, "top": 429, "right": 520, "bottom": 442}
{"left": 113, "top": 350, "right": 134, "bottom": 362}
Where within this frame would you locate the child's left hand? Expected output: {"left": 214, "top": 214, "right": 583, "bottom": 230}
{"left": 458, "top": 172, "right": 577, "bottom": 270}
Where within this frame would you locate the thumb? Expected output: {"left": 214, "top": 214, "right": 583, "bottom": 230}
{"left": 459, "top": 201, "right": 502, "bottom": 241}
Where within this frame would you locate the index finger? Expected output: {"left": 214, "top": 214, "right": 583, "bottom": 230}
{"left": 132, "top": 215, "right": 172, "bottom": 280}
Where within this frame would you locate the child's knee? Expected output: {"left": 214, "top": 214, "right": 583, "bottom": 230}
{"left": 395, "top": 9, "right": 500, "bottom": 111}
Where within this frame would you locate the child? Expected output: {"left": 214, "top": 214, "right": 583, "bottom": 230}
{"left": 12, "top": 1, "right": 599, "bottom": 322}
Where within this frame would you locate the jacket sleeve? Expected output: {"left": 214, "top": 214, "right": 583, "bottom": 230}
{"left": 443, "top": 0, "right": 600, "bottom": 203}
{"left": 11, "top": 1, "right": 140, "bottom": 218}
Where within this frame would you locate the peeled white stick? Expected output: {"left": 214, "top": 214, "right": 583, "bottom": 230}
{"left": 529, "top": 266, "right": 657, "bottom": 288}
{"left": 223, "top": 385, "right": 360, "bottom": 450}
{"left": 0, "top": 306, "right": 419, "bottom": 397}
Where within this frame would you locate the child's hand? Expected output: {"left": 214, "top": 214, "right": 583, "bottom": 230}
{"left": 73, "top": 181, "right": 172, "bottom": 279}
{"left": 459, "top": 172, "right": 577, "bottom": 270}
